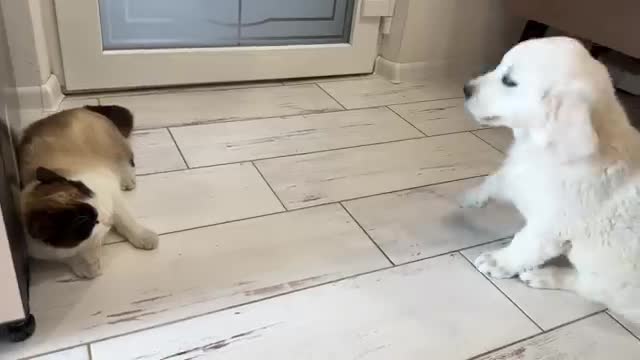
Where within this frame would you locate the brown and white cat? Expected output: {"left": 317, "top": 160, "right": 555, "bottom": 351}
{"left": 19, "top": 105, "right": 158, "bottom": 278}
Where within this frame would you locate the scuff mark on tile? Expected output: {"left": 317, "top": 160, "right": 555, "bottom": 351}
{"left": 244, "top": 274, "right": 329, "bottom": 297}
{"left": 107, "top": 309, "right": 168, "bottom": 325}
{"left": 301, "top": 194, "right": 322, "bottom": 203}
{"left": 416, "top": 105, "right": 457, "bottom": 113}
{"left": 131, "top": 294, "right": 173, "bottom": 305}
{"left": 55, "top": 277, "right": 84, "bottom": 283}
{"left": 158, "top": 323, "right": 281, "bottom": 360}
{"left": 244, "top": 284, "right": 287, "bottom": 296}
{"left": 107, "top": 309, "right": 144, "bottom": 318}
{"left": 482, "top": 346, "right": 526, "bottom": 360}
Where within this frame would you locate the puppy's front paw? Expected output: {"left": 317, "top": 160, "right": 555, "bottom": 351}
{"left": 474, "top": 250, "right": 518, "bottom": 279}
{"left": 68, "top": 256, "right": 103, "bottom": 279}
{"left": 458, "top": 189, "right": 489, "bottom": 209}
{"left": 129, "top": 228, "right": 159, "bottom": 250}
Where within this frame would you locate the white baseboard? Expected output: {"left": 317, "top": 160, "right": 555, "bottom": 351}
{"left": 374, "top": 56, "right": 492, "bottom": 83}
{"left": 16, "top": 74, "right": 63, "bottom": 112}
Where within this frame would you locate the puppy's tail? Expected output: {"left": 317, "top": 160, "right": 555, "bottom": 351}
{"left": 84, "top": 105, "right": 134, "bottom": 138}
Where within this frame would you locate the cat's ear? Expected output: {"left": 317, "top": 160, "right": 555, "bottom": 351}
{"left": 35, "top": 167, "right": 94, "bottom": 197}
{"left": 35, "top": 167, "right": 67, "bottom": 184}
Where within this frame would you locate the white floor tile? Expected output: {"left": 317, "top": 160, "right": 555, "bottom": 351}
{"left": 477, "top": 314, "right": 640, "bottom": 360}
{"left": 131, "top": 128, "right": 186, "bottom": 175}
{"left": 3, "top": 205, "right": 387, "bottom": 359}
{"left": 90, "top": 254, "right": 538, "bottom": 360}
{"left": 609, "top": 312, "right": 640, "bottom": 338}
{"left": 317, "top": 78, "right": 462, "bottom": 109}
{"left": 256, "top": 133, "right": 503, "bottom": 209}
{"left": 29, "top": 347, "right": 90, "bottom": 360}
{"left": 344, "top": 178, "right": 523, "bottom": 264}
{"left": 389, "top": 98, "right": 485, "bottom": 136}
{"left": 129, "top": 163, "right": 284, "bottom": 234}
{"left": 101, "top": 84, "right": 343, "bottom": 129}
{"left": 97, "top": 81, "right": 283, "bottom": 99}
{"left": 170, "top": 107, "right": 422, "bottom": 167}
{"left": 462, "top": 240, "right": 604, "bottom": 329}
{"left": 282, "top": 73, "right": 378, "bottom": 85}
{"left": 57, "top": 97, "right": 99, "bottom": 111}
{"left": 473, "top": 127, "right": 513, "bottom": 153}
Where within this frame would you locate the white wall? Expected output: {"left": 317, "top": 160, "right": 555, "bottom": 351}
{"left": 1, "top": 0, "right": 63, "bottom": 111}
{"left": 379, "top": 0, "right": 525, "bottom": 80}
{"left": 1, "top": 0, "right": 49, "bottom": 88}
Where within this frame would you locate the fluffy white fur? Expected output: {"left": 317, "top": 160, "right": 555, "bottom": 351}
{"left": 463, "top": 36, "right": 640, "bottom": 324}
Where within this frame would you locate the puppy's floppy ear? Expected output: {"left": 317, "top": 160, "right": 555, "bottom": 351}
{"left": 531, "top": 86, "right": 598, "bottom": 162}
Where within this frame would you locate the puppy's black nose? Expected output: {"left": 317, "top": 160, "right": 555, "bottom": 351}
{"left": 463, "top": 83, "right": 475, "bottom": 99}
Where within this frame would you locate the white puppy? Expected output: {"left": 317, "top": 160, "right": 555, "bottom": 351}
{"left": 463, "top": 36, "right": 640, "bottom": 324}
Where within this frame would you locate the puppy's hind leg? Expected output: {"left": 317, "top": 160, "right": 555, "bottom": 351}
{"left": 113, "top": 194, "right": 158, "bottom": 250}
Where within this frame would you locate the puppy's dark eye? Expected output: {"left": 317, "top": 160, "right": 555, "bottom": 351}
{"left": 502, "top": 75, "right": 518, "bottom": 87}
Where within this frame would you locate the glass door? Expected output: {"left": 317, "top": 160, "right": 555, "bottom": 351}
{"left": 55, "top": 0, "right": 382, "bottom": 91}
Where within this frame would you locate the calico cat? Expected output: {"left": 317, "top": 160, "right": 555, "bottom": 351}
{"left": 19, "top": 105, "right": 158, "bottom": 278}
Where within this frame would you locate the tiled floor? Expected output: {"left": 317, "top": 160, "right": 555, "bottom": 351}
{"left": 6, "top": 75, "right": 640, "bottom": 360}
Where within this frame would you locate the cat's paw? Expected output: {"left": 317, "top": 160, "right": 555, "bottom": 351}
{"left": 129, "top": 228, "right": 159, "bottom": 250}
{"left": 68, "top": 256, "right": 102, "bottom": 279}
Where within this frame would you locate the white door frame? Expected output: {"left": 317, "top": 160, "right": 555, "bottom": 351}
{"left": 55, "top": 0, "right": 381, "bottom": 91}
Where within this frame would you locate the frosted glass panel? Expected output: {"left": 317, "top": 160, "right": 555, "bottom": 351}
{"left": 99, "top": 0, "right": 355, "bottom": 50}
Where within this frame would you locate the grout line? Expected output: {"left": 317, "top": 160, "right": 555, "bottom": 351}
{"left": 136, "top": 127, "right": 492, "bottom": 178}
{"left": 466, "top": 309, "right": 607, "bottom": 360}
{"left": 342, "top": 96, "right": 464, "bottom": 112}
{"left": 75, "top": 81, "right": 287, "bottom": 100}
{"left": 394, "top": 237, "right": 513, "bottom": 268}
{"left": 136, "top": 135, "right": 426, "bottom": 178}
{"left": 314, "top": 83, "right": 347, "bottom": 110}
{"left": 26, "top": 247, "right": 570, "bottom": 360}
{"left": 160, "top": 108, "right": 351, "bottom": 131}
{"left": 339, "top": 202, "right": 395, "bottom": 266}
{"left": 28, "top": 246, "right": 533, "bottom": 359}
{"left": 69, "top": 73, "right": 376, "bottom": 101}
{"left": 166, "top": 128, "right": 190, "bottom": 169}
{"left": 459, "top": 252, "right": 544, "bottom": 332}
{"left": 19, "top": 344, "right": 93, "bottom": 360}
{"left": 104, "top": 208, "right": 286, "bottom": 245}
{"left": 606, "top": 312, "right": 640, "bottom": 341}
{"left": 251, "top": 161, "right": 287, "bottom": 211}
{"left": 470, "top": 130, "right": 506, "bottom": 154}
{"left": 124, "top": 95, "right": 467, "bottom": 133}
{"left": 103, "top": 173, "right": 489, "bottom": 246}
{"left": 386, "top": 105, "right": 429, "bottom": 137}
{"left": 25, "top": 263, "right": 395, "bottom": 359}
